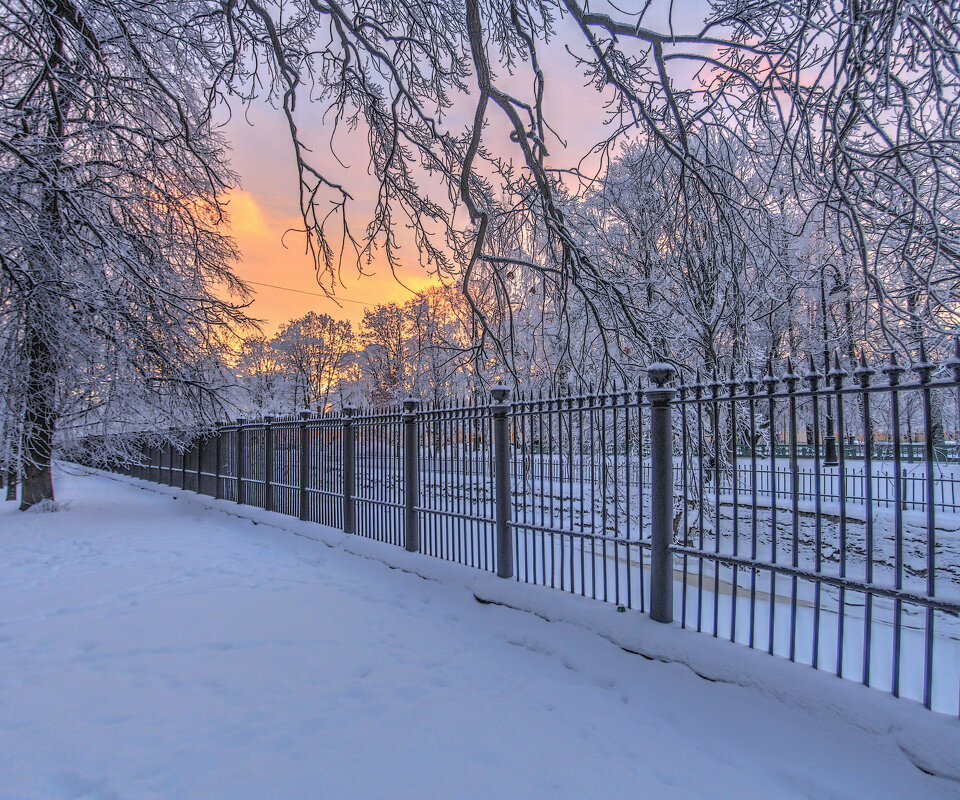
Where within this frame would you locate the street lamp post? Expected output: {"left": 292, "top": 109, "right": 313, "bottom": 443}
{"left": 822, "top": 348, "right": 839, "bottom": 466}
{"left": 819, "top": 268, "right": 842, "bottom": 467}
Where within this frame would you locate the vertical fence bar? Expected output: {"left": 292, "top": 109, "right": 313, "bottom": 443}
{"left": 491, "top": 387, "right": 514, "bottom": 579}
{"left": 299, "top": 411, "right": 310, "bottom": 521}
{"left": 264, "top": 416, "right": 275, "bottom": 513}
{"left": 764, "top": 365, "right": 779, "bottom": 655}
{"left": 806, "top": 357, "right": 823, "bottom": 670}
{"left": 916, "top": 347, "right": 936, "bottom": 710}
{"left": 885, "top": 356, "right": 905, "bottom": 697}
{"left": 343, "top": 406, "right": 356, "bottom": 534}
{"left": 403, "top": 398, "right": 421, "bottom": 552}
{"left": 648, "top": 363, "right": 676, "bottom": 624}
{"left": 785, "top": 361, "right": 800, "bottom": 662}
{"left": 856, "top": 354, "right": 875, "bottom": 688}
{"left": 832, "top": 356, "right": 849, "bottom": 678}
{"left": 236, "top": 418, "right": 246, "bottom": 505}
{"left": 214, "top": 425, "right": 222, "bottom": 500}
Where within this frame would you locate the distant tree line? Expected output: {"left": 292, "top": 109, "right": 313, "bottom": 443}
{"left": 233, "top": 287, "right": 482, "bottom": 412}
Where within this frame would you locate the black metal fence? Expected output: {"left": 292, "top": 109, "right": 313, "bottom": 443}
{"left": 105, "top": 352, "right": 960, "bottom": 715}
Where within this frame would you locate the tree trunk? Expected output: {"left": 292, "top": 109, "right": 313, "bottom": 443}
{"left": 19, "top": 325, "right": 56, "bottom": 510}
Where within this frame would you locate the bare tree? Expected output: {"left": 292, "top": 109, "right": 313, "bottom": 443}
{"left": 272, "top": 312, "right": 354, "bottom": 411}
{"left": 222, "top": 0, "right": 958, "bottom": 369}
{"left": 234, "top": 336, "right": 287, "bottom": 416}
{"left": 0, "top": 0, "right": 252, "bottom": 507}
{"left": 358, "top": 303, "right": 407, "bottom": 406}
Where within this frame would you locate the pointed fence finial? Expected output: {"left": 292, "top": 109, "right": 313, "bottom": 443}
{"left": 854, "top": 350, "right": 873, "bottom": 387}
{"left": 883, "top": 351, "right": 904, "bottom": 386}
{"left": 726, "top": 366, "right": 738, "bottom": 395}
{"left": 783, "top": 357, "right": 799, "bottom": 391}
{"left": 693, "top": 367, "right": 703, "bottom": 396}
{"left": 763, "top": 358, "right": 778, "bottom": 393}
{"left": 828, "top": 352, "right": 846, "bottom": 388}
{"left": 914, "top": 341, "right": 933, "bottom": 384}
{"left": 805, "top": 353, "right": 820, "bottom": 389}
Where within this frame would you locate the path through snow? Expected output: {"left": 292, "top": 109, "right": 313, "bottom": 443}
{"left": 1, "top": 469, "right": 958, "bottom": 799}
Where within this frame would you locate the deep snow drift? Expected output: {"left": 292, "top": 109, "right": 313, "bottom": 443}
{"left": 1, "top": 468, "right": 958, "bottom": 799}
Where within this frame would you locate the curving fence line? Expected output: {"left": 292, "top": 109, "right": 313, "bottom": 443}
{"left": 99, "top": 353, "right": 960, "bottom": 715}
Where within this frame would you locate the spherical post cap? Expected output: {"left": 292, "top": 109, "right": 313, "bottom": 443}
{"left": 490, "top": 386, "right": 511, "bottom": 404}
{"left": 646, "top": 363, "right": 676, "bottom": 388}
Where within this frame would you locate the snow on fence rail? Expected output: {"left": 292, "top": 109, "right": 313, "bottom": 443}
{"left": 88, "top": 352, "right": 960, "bottom": 715}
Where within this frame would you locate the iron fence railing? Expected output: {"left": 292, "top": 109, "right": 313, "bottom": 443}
{"left": 93, "top": 351, "right": 960, "bottom": 716}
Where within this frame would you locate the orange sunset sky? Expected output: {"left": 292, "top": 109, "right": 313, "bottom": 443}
{"left": 221, "top": 100, "right": 439, "bottom": 336}
{"left": 223, "top": 186, "right": 437, "bottom": 335}
{"left": 219, "top": 2, "right": 708, "bottom": 337}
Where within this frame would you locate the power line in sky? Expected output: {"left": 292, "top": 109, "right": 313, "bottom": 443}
{"left": 245, "top": 280, "right": 375, "bottom": 307}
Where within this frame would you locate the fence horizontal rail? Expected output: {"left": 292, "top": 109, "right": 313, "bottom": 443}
{"left": 84, "top": 351, "right": 960, "bottom": 716}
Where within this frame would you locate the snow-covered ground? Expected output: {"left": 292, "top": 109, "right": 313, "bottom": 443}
{"left": 2, "top": 469, "right": 959, "bottom": 799}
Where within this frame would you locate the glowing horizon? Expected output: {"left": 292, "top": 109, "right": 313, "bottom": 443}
{"left": 223, "top": 189, "right": 439, "bottom": 336}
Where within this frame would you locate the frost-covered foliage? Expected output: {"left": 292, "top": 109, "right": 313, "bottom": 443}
{"left": 225, "top": 0, "right": 959, "bottom": 376}
{"left": 5, "top": 0, "right": 959, "bottom": 500}
{"left": 0, "top": 1, "right": 253, "bottom": 506}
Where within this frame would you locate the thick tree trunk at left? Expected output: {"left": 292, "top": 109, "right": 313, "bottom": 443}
{"left": 19, "top": 325, "right": 55, "bottom": 510}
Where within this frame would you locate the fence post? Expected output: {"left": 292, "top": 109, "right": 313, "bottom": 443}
{"left": 342, "top": 405, "right": 357, "bottom": 534}
{"left": 299, "top": 410, "right": 310, "bottom": 521}
{"left": 491, "top": 386, "right": 513, "bottom": 579}
{"left": 647, "top": 363, "right": 676, "bottom": 624}
{"left": 214, "top": 426, "right": 222, "bottom": 499}
{"left": 403, "top": 398, "right": 421, "bottom": 552}
{"left": 264, "top": 416, "right": 275, "bottom": 512}
{"left": 236, "top": 418, "right": 246, "bottom": 505}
